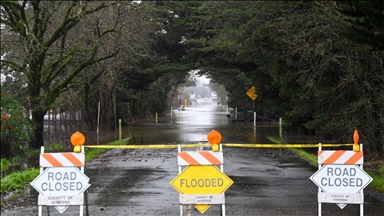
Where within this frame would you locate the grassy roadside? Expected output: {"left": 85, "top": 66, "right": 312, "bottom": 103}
{"left": 268, "top": 136, "right": 384, "bottom": 194}
{"left": 0, "top": 138, "right": 130, "bottom": 207}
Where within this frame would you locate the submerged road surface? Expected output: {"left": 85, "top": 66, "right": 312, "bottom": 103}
{"left": 2, "top": 146, "right": 383, "bottom": 216}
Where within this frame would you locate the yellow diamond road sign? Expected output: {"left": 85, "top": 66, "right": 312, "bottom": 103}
{"left": 171, "top": 165, "right": 234, "bottom": 214}
{"left": 246, "top": 86, "right": 257, "bottom": 101}
{"left": 170, "top": 165, "right": 234, "bottom": 194}
{"left": 194, "top": 204, "right": 211, "bottom": 214}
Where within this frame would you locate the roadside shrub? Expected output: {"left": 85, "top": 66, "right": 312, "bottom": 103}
{"left": 0, "top": 168, "right": 39, "bottom": 195}
{"left": 0, "top": 93, "right": 33, "bottom": 159}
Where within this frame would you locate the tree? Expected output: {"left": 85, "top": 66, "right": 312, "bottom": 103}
{"left": 176, "top": 1, "right": 289, "bottom": 117}
{"left": 333, "top": 0, "right": 384, "bottom": 154}
{"left": 168, "top": 1, "right": 383, "bottom": 156}
{"left": 1, "top": 1, "right": 122, "bottom": 148}
{"left": 73, "top": 1, "right": 195, "bottom": 130}
{"left": 335, "top": 1, "right": 384, "bottom": 51}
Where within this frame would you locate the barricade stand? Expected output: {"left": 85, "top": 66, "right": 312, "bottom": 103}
{"left": 30, "top": 132, "right": 91, "bottom": 216}
{"left": 309, "top": 130, "right": 373, "bottom": 216}
{"left": 170, "top": 130, "right": 234, "bottom": 215}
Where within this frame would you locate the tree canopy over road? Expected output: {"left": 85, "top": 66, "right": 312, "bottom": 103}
{"left": 1, "top": 1, "right": 383, "bottom": 157}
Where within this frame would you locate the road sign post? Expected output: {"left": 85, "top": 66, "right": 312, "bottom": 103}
{"left": 246, "top": 86, "right": 257, "bottom": 127}
{"left": 171, "top": 165, "right": 233, "bottom": 214}
{"left": 171, "top": 131, "right": 234, "bottom": 215}
{"left": 246, "top": 86, "right": 257, "bottom": 101}
{"left": 310, "top": 132, "right": 372, "bottom": 216}
{"left": 30, "top": 132, "right": 90, "bottom": 215}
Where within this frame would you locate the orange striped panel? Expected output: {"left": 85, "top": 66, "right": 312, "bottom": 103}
{"left": 40, "top": 152, "right": 85, "bottom": 167}
{"left": 322, "top": 151, "right": 347, "bottom": 164}
{"left": 318, "top": 150, "right": 364, "bottom": 164}
{"left": 178, "top": 151, "right": 223, "bottom": 165}
{"left": 178, "top": 152, "right": 201, "bottom": 165}
{"left": 62, "top": 153, "right": 84, "bottom": 166}
{"left": 41, "top": 153, "right": 63, "bottom": 167}
{"left": 344, "top": 151, "right": 363, "bottom": 164}
{"left": 199, "top": 151, "right": 222, "bottom": 165}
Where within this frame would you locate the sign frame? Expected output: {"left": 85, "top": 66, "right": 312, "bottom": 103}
{"left": 172, "top": 144, "right": 233, "bottom": 215}
{"left": 31, "top": 146, "right": 89, "bottom": 216}
{"left": 310, "top": 145, "right": 372, "bottom": 215}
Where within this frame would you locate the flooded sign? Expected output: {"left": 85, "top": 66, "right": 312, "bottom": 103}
{"left": 170, "top": 165, "right": 233, "bottom": 194}
{"left": 171, "top": 164, "right": 234, "bottom": 214}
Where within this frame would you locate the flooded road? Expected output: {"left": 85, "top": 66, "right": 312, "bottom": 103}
{"left": 127, "top": 103, "right": 238, "bottom": 144}
{"left": 101, "top": 102, "right": 280, "bottom": 145}
{"left": 1, "top": 102, "right": 383, "bottom": 215}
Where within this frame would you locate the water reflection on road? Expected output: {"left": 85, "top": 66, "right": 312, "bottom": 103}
{"left": 123, "top": 102, "right": 280, "bottom": 145}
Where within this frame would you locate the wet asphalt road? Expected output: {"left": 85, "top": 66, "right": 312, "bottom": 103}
{"left": 2, "top": 103, "right": 384, "bottom": 215}
{"left": 2, "top": 146, "right": 383, "bottom": 216}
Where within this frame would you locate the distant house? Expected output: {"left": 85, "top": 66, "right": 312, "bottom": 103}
{"left": 211, "top": 92, "right": 217, "bottom": 100}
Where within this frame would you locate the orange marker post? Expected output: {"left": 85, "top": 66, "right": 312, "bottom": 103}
{"left": 353, "top": 129, "right": 360, "bottom": 152}
{"left": 207, "top": 130, "right": 222, "bottom": 152}
{"left": 70, "top": 131, "right": 86, "bottom": 152}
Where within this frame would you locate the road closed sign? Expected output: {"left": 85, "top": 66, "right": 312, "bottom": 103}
{"left": 310, "top": 164, "right": 372, "bottom": 193}
{"left": 30, "top": 166, "right": 91, "bottom": 196}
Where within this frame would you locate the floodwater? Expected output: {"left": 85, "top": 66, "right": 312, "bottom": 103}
{"left": 105, "top": 101, "right": 281, "bottom": 145}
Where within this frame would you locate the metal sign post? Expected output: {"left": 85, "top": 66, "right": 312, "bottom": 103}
{"left": 171, "top": 130, "right": 233, "bottom": 215}
{"left": 30, "top": 132, "right": 90, "bottom": 216}
{"left": 246, "top": 86, "right": 258, "bottom": 127}
{"left": 310, "top": 131, "right": 372, "bottom": 216}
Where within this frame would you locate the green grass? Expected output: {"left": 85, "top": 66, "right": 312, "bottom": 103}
{"left": 289, "top": 148, "right": 318, "bottom": 165}
{"left": 0, "top": 168, "right": 40, "bottom": 195}
{"left": 267, "top": 136, "right": 384, "bottom": 194}
{"left": 85, "top": 137, "right": 130, "bottom": 162}
{"left": 1, "top": 158, "right": 10, "bottom": 173}
{"left": 366, "top": 166, "right": 384, "bottom": 193}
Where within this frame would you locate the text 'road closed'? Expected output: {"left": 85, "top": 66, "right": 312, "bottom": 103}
{"left": 320, "top": 167, "right": 362, "bottom": 187}
{"left": 42, "top": 171, "right": 85, "bottom": 192}
{"left": 310, "top": 164, "right": 373, "bottom": 193}
{"left": 31, "top": 167, "right": 90, "bottom": 196}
